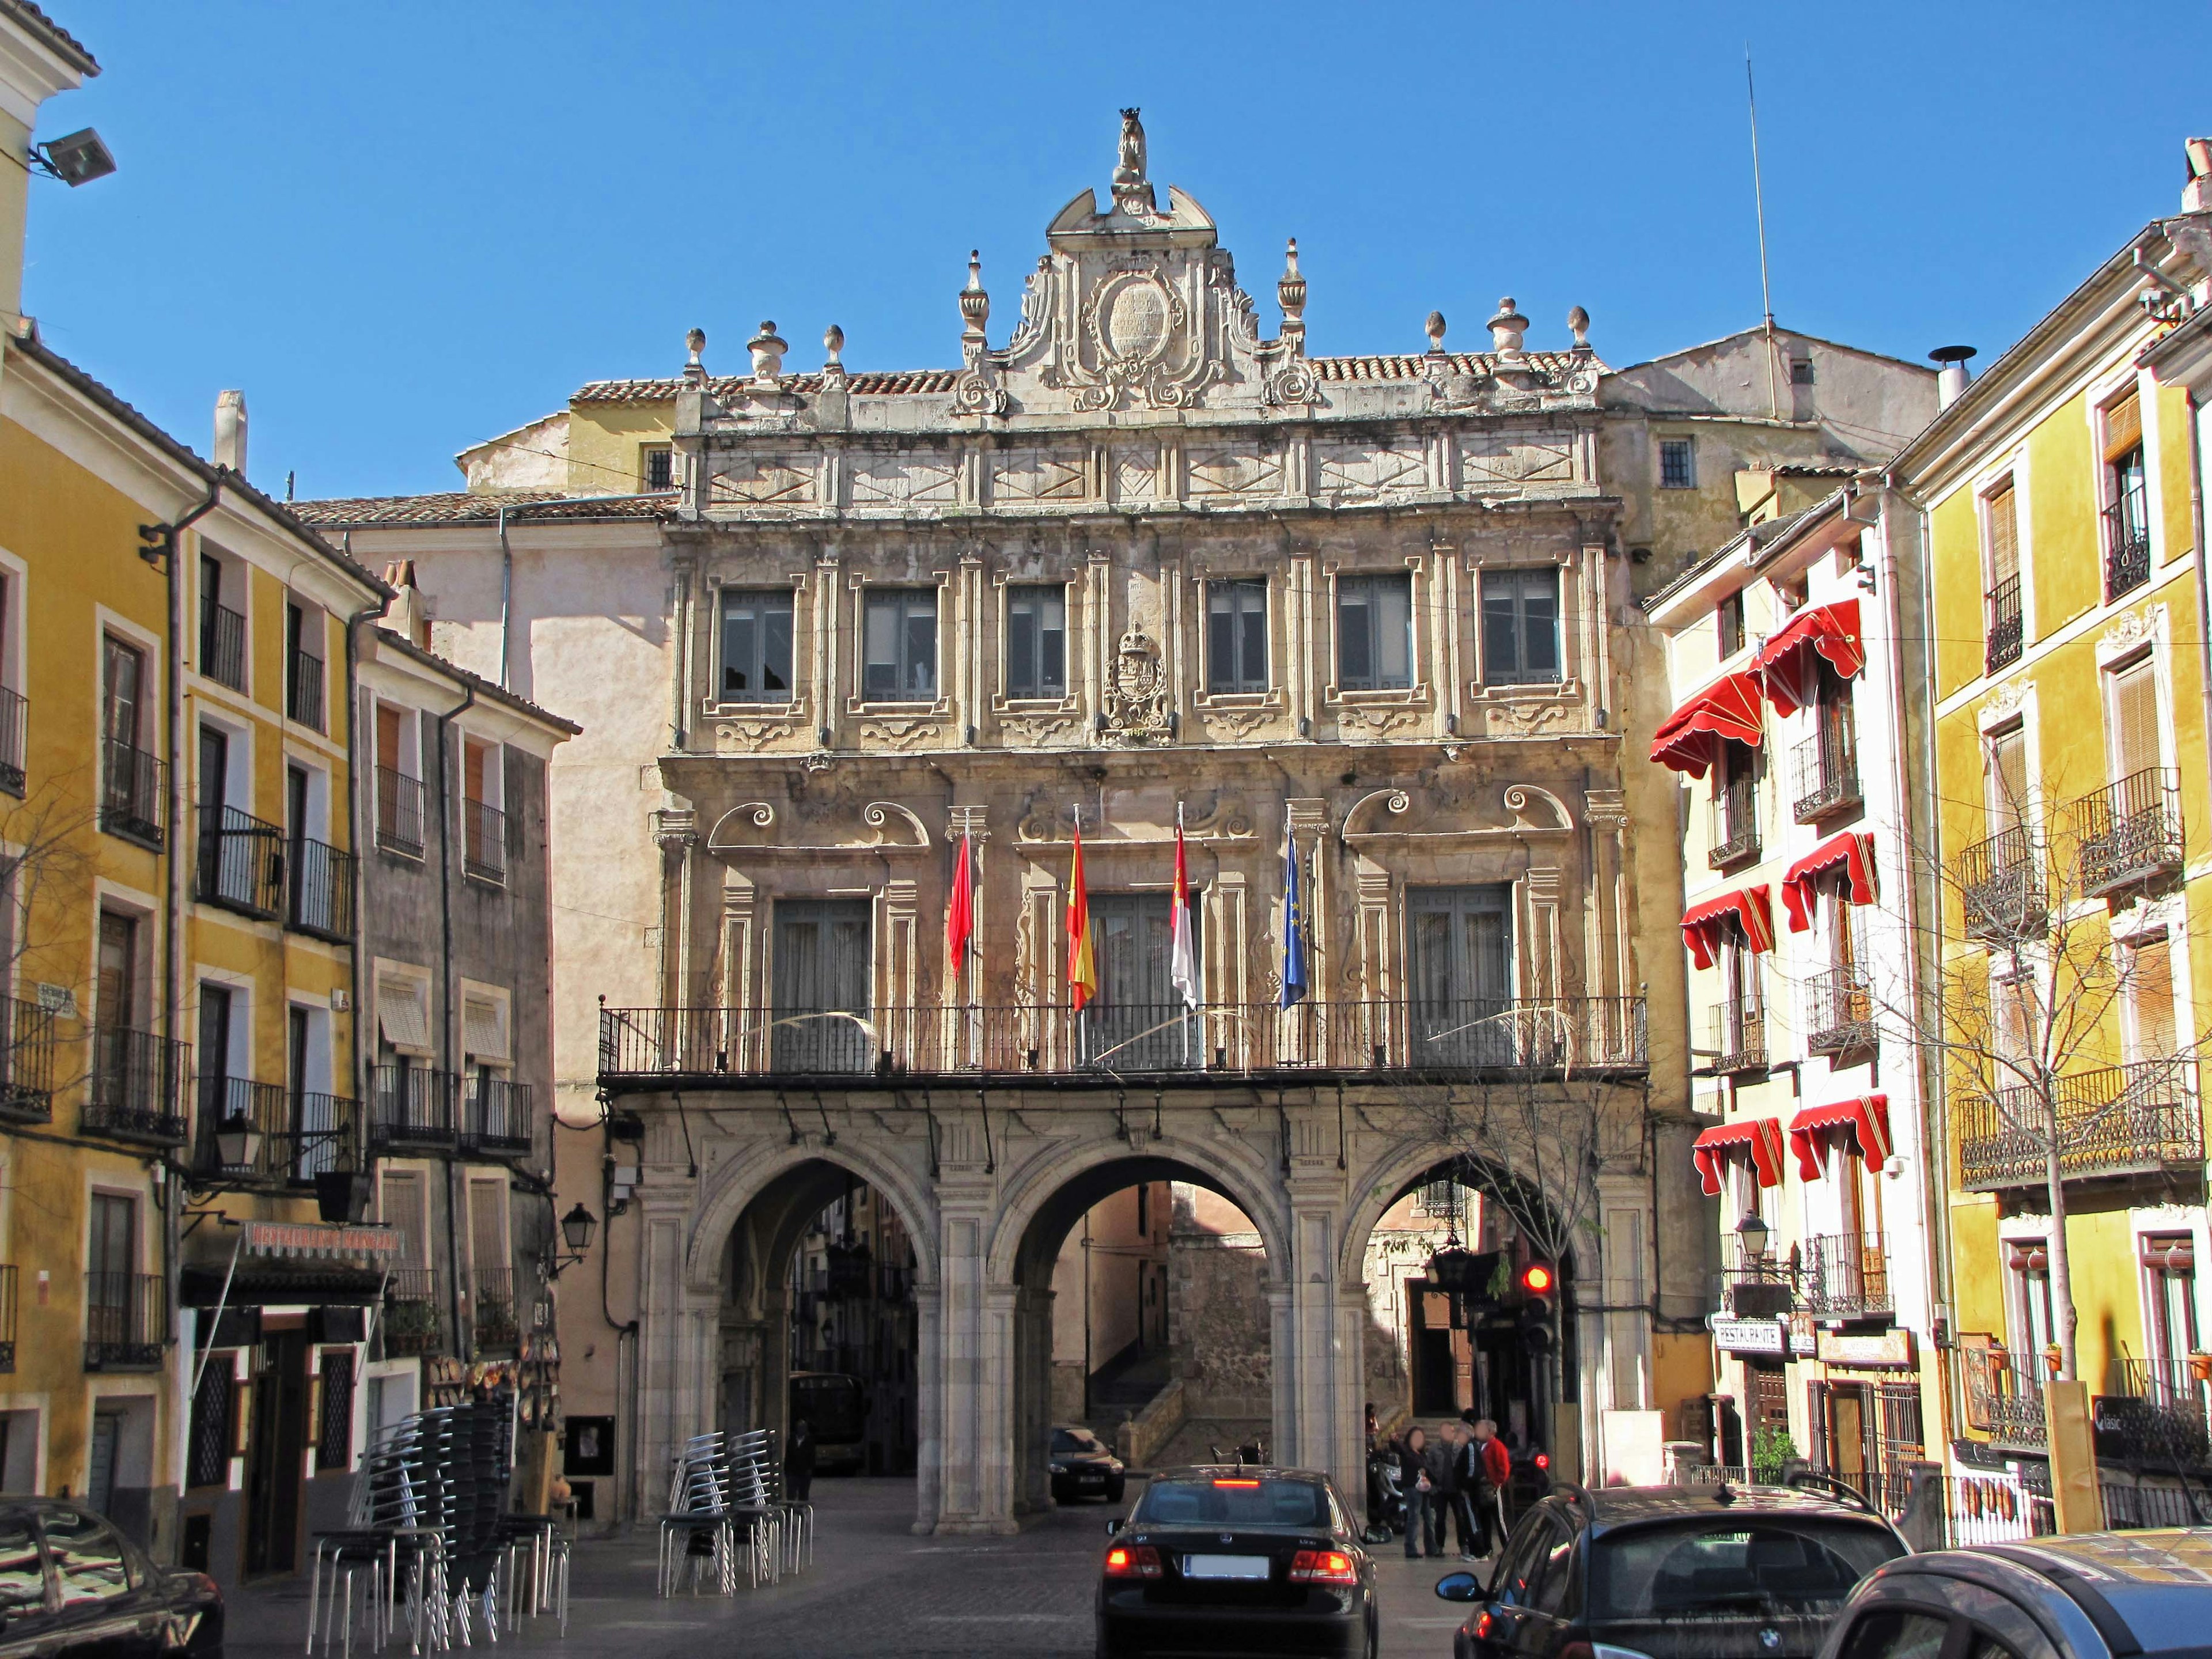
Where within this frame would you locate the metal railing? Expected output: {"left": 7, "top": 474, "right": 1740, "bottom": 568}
{"left": 1800, "top": 1232, "right": 1893, "bottom": 1318}
{"left": 287, "top": 647, "right": 324, "bottom": 731}
{"left": 1791, "top": 720, "right": 1861, "bottom": 823}
{"left": 1963, "top": 1348, "right": 2048, "bottom": 1450}
{"left": 191, "top": 1082, "right": 358, "bottom": 1185}
{"left": 0, "top": 998, "right": 57, "bottom": 1123}
{"left": 0, "top": 685, "right": 24, "bottom": 798}
{"left": 1714, "top": 1255, "right": 1794, "bottom": 1319}
{"left": 1707, "top": 778, "right": 1759, "bottom": 869}
{"left": 84, "top": 1028, "right": 190, "bottom": 1143}
{"left": 462, "top": 798, "right": 507, "bottom": 884}
{"left": 1804, "top": 965, "right": 1875, "bottom": 1057}
{"left": 200, "top": 600, "right": 245, "bottom": 691}
{"left": 381, "top": 1268, "right": 442, "bottom": 1357}
{"left": 1957, "top": 1058, "right": 2202, "bottom": 1189}
{"left": 0, "top": 1266, "right": 16, "bottom": 1372}
{"left": 2100, "top": 1358, "right": 2211, "bottom": 1464}
{"left": 375, "top": 768, "right": 425, "bottom": 858}
{"left": 369, "top": 1065, "right": 456, "bottom": 1152}
{"left": 2070, "top": 767, "right": 2183, "bottom": 898}
{"left": 598, "top": 997, "right": 1649, "bottom": 1083}
{"left": 99, "top": 740, "right": 166, "bottom": 848}
{"left": 461, "top": 1075, "right": 532, "bottom": 1157}
{"left": 471, "top": 1270, "right": 518, "bottom": 1352}
{"left": 195, "top": 804, "right": 285, "bottom": 918}
{"left": 1708, "top": 999, "right": 1766, "bottom": 1074}
{"left": 84, "top": 1271, "right": 167, "bottom": 1371}
{"left": 1985, "top": 575, "right": 2024, "bottom": 673}
{"left": 287, "top": 835, "right": 355, "bottom": 941}
{"left": 1959, "top": 824, "right": 2044, "bottom": 941}
{"left": 2105, "top": 501, "right": 2152, "bottom": 600}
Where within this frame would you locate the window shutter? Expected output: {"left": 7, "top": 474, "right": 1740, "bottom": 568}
{"left": 376, "top": 978, "right": 433, "bottom": 1055}
{"left": 2111, "top": 656, "right": 2160, "bottom": 779}
{"left": 2126, "top": 935, "right": 2177, "bottom": 1062}
{"left": 379, "top": 1171, "right": 426, "bottom": 1264}
{"left": 463, "top": 997, "right": 507, "bottom": 1063}
{"left": 1987, "top": 725, "right": 2029, "bottom": 833}
{"left": 468, "top": 1179, "right": 508, "bottom": 1278}
{"left": 2105, "top": 391, "right": 2143, "bottom": 461}
{"left": 1986, "top": 484, "right": 2018, "bottom": 586}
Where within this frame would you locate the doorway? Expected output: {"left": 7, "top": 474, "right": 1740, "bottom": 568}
{"left": 243, "top": 1332, "right": 309, "bottom": 1575}
{"left": 771, "top": 900, "right": 871, "bottom": 1071}
{"left": 1088, "top": 895, "right": 1198, "bottom": 1070}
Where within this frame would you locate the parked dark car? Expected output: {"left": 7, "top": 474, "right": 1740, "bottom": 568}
{"left": 1818, "top": 1529, "right": 2212, "bottom": 1659}
{"left": 1099, "top": 1467, "right": 1377, "bottom": 1658}
{"left": 1436, "top": 1482, "right": 1908, "bottom": 1659}
{"left": 0, "top": 1499, "right": 221, "bottom": 1659}
{"left": 1051, "top": 1426, "right": 1127, "bottom": 1505}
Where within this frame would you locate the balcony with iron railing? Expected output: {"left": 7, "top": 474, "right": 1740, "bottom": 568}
{"left": 195, "top": 804, "right": 285, "bottom": 919}
{"left": 200, "top": 600, "right": 245, "bottom": 692}
{"left": 375, "top": 768, "right": 425, "bottom": 858}
{"left": 1799, "top": 1231, "right": 1893, "bottom": 1320}
{"left": 84, "top": 1271, "right": 167, "bottom": 1371}
{"left": 1964, "top": 1347, "right": 2049, "bottom": 1452}
{"left": 471, "top": 1269, "right": 518, "bottom": 1353}
{"left": 461, "top": 1075, "right": 532, "bottom": 1158}
{"left": 0, "top": 1266, "right": 17, "bottom": 1372}
{"left": 1957, "top": 1058, "right": 2203, "bottom": 1190}
{"left": 2070, "top": 768, "right": 2183, "bottom": 899}
{"left": 1959, "top": 824, "right": 2046, "bottom": 941}
{"left": 1791, "top": 721, "right": 1862, "bottom": 823}
{"left": 1707, "top": 778, "right": 1759, "bottom": 870}
{"left": 463, "top": 799, "right": 507, "bottom": 885}
{"left": 0, "top": 685, "right": 24, "bottom": 798}
{"left": 99, "top": 740, "right": 166, "bottom": 849}
{"left": 1985, "top": 575, "right": 2024, "bottom": 674}
{"left": 2100, "top": 1357, "right": 2211, "bottom": 1464}
{"left": 287, "top": 647, "right": 324, "bottom": 732}
{"left": 2105, "top": 500, "right": 2152, "bottom": 601}
{"left": 598, "top": 996, "right": 1649, "bottom": 1086}
{"left": 1714, "top": 1250, "right": 1795, "bottom": 1320}
{"left": 381, "top": 1268, "right": 443, "bottom": 1358}
{"left": 84, "top": 1028, "right": 190, "bottom": 1143}
{"left": 0, "top": 998, "right": 58, "bottom": 1124}
{"left": 369, "top": 1065, "right": 457, "bottom": 1152}
{"left": 1804, "top": 965, "right": 1876, "bottom": 1058}
{"left": 1707, "top": 999, "right": 1766, "bottom": 1075}
{"left": 192, "top": 1076, "right": 358, "bottom": 1187}
{"left": 287, "top": 835, "right": 355, "bottom": 942}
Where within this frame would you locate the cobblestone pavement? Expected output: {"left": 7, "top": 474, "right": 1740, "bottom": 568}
{"left": 221, "top": 1477, "right": 1497, "bottom": 1658}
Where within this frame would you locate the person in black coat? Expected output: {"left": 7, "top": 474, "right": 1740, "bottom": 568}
{"left": 1393, "top": 1427, "right": 1435, "bottom": 1559}
{"left": 787, "top": 1416, "right": 817, "bottom": 1501}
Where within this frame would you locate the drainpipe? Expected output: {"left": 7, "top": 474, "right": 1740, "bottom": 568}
{"left": 435, "top": 679, "right": 478, "bottom": 1358}
{"left": 340, "top": 562, "right": 382, "bottom": 1140}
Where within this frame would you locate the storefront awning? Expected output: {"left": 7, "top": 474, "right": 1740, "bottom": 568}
{"left": 1787, "top": 1094, "right": 1892, "bottom": 1180}
{"left": 1650, "top": 673, "right": 1765, "bottom": 779}
{"left": 1681, "top": 886, "right": 1774, "bottom": 970}
{"left": 1753, "top": 599, "right": 1866, "bottom": 717}
{"left": 238, "top": 1219, "right": 400, "bottom": 1258}
{"left": 1691, "top": 1118, "right": 1786, "bottom": 1197}
{"left": 1782, "top": 831, "right": 1878, "bottom": 933}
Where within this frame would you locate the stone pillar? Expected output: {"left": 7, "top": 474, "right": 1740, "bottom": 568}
{"left": 930, "top": 1143, "right": 1016, "bottom": 1533}
{"left": 912, "top": 1278, "right": 943, "bottom": 1534}
{"left": 1013, "top": 1285, "right": 1056, "bottom": 1514}
{"left": 635, "top": 1184, "right": 717, "bottom": 1511}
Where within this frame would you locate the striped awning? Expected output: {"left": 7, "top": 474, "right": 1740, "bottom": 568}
{"left": 1682, "top": 886, "right": 1774, "bottom": 971}
{"left": 1782, "top": 831, "right": 1877, "bottom": 933}
{"left": 1753, "top": 600, "right": 1866, "bottom": 717}
{"left": 1788, "top": 1094, "right": 1892, "bottom": 1181}
{"left": 1650, "top": 673, "right": 1765, "bottom": 779}
{"left": 1692, "top": 1118, "right": 1786, "bottom": 1197}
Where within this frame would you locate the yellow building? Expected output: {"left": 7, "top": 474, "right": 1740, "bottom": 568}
{"left": 1892, "top": 153, "right": 2212, "bottom": 1478}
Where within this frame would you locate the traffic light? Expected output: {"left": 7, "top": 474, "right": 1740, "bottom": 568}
{"left": 1517, "top": 1260, "right": 1557, "bottom": 1354}
{"left": 1519, "top": 1262, "right": 1554, "bottom": 1297}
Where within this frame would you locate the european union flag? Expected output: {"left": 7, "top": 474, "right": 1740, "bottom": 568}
{"left": 1281, "top": 828, "right": 1309, "bottom": 1010}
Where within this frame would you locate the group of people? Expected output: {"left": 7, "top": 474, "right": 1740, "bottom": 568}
{"left": 1391, "top": 1415, "right": 1512, "bottom": 1562}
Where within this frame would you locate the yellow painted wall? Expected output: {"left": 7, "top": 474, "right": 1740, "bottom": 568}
{"left": 566, "top": 401, "right": 673, "bottom": 497}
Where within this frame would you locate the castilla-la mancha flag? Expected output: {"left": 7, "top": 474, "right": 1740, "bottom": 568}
{"left": 1067, "top": 819, "right": 1097, "bottom": 1012}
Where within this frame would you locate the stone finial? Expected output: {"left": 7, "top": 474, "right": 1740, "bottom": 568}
{"left": 1486, "top": 297, "right": 1529, "bottom": 357}
{"left": 1567, "top": 306, "right": 1590, "bottom": 351}
{"left": 823, "top": 323, "right": 845, "bottom": 370}
{"left": 747, "top": 321, "right": 786, "bottom": 382}
{"left": 959, "top": 251, "right": 990, "bottom": 341}
{"left": 684, "top": 327, "right": 707, "bottom": 381}
{"left": 1278, "top": 238, "right": 1306, "bottom": 322}
{"left": 1425, "top": 310, "right": 1447, "bottom": 354}
{"left": 1111, "top": 107, "right": 1155, "bottom": 214}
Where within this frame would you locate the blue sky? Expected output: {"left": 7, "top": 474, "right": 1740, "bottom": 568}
{"left": 18, "top": 2, "right": 2205, "bottom": 501}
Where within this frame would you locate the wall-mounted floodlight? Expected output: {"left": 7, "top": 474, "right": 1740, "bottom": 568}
{"left": 32, "top": 128, "right": 115, "bottom": 187}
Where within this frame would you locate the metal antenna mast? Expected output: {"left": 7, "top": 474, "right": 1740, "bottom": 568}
{"left": 1747, "top": 46, "right": 1782, "bottom": 421}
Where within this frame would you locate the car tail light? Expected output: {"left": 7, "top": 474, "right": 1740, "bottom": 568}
{"left": 1474, "top": 1611, "right": 1496, "bottom": 1641}
{"left": 1104, "top": 1544, "right": 1162, "bottom": 1580}
{"left": 1534, "top": 1452, "right": 1551, "bottom": 1470}
{"left": 1289, "top": 1548, "right": 1358, "bottom": 1585}
{"left": 1211, "top": 1477, "right": 1260, "bottom": 1488}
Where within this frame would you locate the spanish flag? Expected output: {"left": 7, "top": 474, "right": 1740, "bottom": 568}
{"left": 1067, "top": 819, "right": 1097, "bottom": 1012}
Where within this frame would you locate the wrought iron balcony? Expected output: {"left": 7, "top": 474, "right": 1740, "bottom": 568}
{"left": 2070, "top": 767, "right": 2183, "bottom": 899}
{"left": 461, "top": 1075, "right": 532, "bottom": 1158}
{"left": 99, "top": 740, "right": 166, "bottom": 849}
{"left": 84, "top": 1271, "right": 167, "bottom": 1372}
{"left": 381, "top": 1268, "right": 443, "bottom": 1358}
{"left": 1985, "top": 575, "right": 2024, "bottom": 673}
{"left": 192, "top": 1076, "right": 359, "bottom": 1186}
{"left": 1799, "top": 1231, "right": 1893, "bottom": 1319}
{"left": 463, "top": 798, "right": 507, "bottom": 885}
{"left": 0, "top": 998, "right": 57, "bottom": 1125}
{"left": 0, "top": 685, "right": 24, "bottom": 798}
{"left": 195, "top": 804, "right": 285, "bottom": 918}
{"left": 1963, "top": 1347, "right": 2048, "bottom": 1452}
{"left": 2099, "top": 1357, "right": 2211, "bottom": 1465}
{"left": 84, "top": 1028, "right": 190, "bottom": 1143}
{"left": 1707, "top": 999, "right": 1766, "bottom": 1075}
{"left": 1959, "top": 824, "right": 2046, "bottom": 941}
{"left": 1791, "top": 722, "right": 1861, "bottom": 823}
{"left": 1804, "top": 965, "right": 1876, "bottom": 1058}
{"left": 375, "top": 768, "right": 425, "bottom": 858}
{"left": 1707, "top": 778, "right": 1759, "bottom": 870}
{"left": 1715, "top": 1257, "right": 1794, "bottom": 1319}
{"left": 287, "top": 835, "right": 356, "bottom": 941}
{"left": 2105, "top": 502, "right": 2152, "bottom": 601}
{"left": 1956, "top": 1058, "right": 2203, "bottom": 1190}
{"left": 598, "top": 996, "right": 1649, "bottom": 1087}
{"left": 0, "top": 1266, "right": 17, "bottom": 1373}
{"left": 287, "top": 647, "right": 324, "bottom": 731}
{"left": 200, "top": 600, "right": 245, "bottom": 691}
{"left": 369, "top": 1066, "right": 457, "bottom": 1152}
{"left": 471, "top": 1268, "right": 518, "bottom": 1353}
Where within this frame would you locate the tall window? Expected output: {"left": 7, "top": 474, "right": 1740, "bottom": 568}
{"left": 1716, "top": 589, "right": 1745, "bottom": 658}
{"left": 374, "top": 703, "right": 423, "bottom": 857}
{"left": 1984, "top": 481, "right": 2022, "bottom": 671}
{"left": 1985, "top": 721, "right": 2029, "bottom": 840}
{"left": 641, "top": 444, "right": 673, "bottom": 491}
{"left": 2122, "top": 933, "right": 2177, "bottom": 1065}
{"left": 863, "top": 589, "right": 937, "bottom": 702}
{"left": 718, "top": 589, "right": 794, "bottom": 703}
{"left": 1206, "top": 579, "right": 1268, "bottom": 694}
{"left": 1336, "top": 573, "right": 1412, "bottom": 692}
{"left": 101, "top": 635, "right": 145, "bottom": 757}
{"left": 1005, "top": 585, "right": 1067, "bottom": 700}
{"left": 1659, "top": 438, "right": 1696, "bottom": 490}
{"left": 2104, "top": 391, "right": 2150, "bottom": 599}
{"left": 772, "top": 899, "right": 872, "bottom": 1071}
{"left": 2008, "top": 1240, "right": 2054, "bottom": 1359}
{"left": 1482, "top": 568, "right": 1561, "bottom": 686}
{"left": 2143, "top": 1234, "right": 2198, "bottom": 1381}
{"left": 285, "top": 601, "right": 325, "bottom": 730}
{"left": 86, "top": 1192, "right": 138, "bottom": 1349}
{"left": 1407, "top": 885, "right": 1513, "bottom": 1065}
{"left": 2107, "top": 654, "right": 2161, "bottom": 784}
{"left": 461, "top": 737, "right": 505, "bottom": 884}
{"left": 198, "top": 553, "right": 245, "bottom": 691}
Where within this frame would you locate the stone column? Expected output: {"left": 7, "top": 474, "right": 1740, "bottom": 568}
{"left": 1013, "top": 1285, "right": 1056, "bottom": 1514}
{"left": 634, "top": 1181, "right": 717, "bottom": 1512}
{"left": 912, "top": 1277, "right": 943, "bottom": 1533}
{"left": 930, "top": 1139, "right": 1015, "bottom": 1533}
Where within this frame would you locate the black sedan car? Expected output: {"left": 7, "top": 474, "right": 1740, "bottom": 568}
{"left": 0, "top": 1499, "right": 221, "bottom": 1659}
{"left": 1053, "top": 1427, "right": 1127, "bottom": 1504}
{"left": 1097, "top": 1466, "right": 1377, "bottom": 1658}
{"left": 1436, "top": 1480, "right": 1908, "bottom": 1659}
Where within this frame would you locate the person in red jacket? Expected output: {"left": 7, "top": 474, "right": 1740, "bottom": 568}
{"left": 1468, "top": 1418, "right": 1512, "bottom": 1555}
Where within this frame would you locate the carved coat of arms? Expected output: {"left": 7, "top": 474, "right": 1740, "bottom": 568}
{"left": 1100, "top": 628, "right": 1172, "bottom": 743}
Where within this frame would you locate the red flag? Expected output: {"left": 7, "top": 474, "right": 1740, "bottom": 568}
{"left": 946, "top": 831, "right": 974, "bottom": 971}
{"left": 1067, "top": 821, "right": 1096, "bottom": 1012}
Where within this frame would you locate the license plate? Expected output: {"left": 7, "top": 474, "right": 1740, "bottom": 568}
{"left": 1184, "top": 1554, "right": 1271, "bottom": 1580}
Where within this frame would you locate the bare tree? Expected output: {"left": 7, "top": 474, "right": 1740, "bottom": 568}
{"left": 0, "top": 774, "right": 104, "bottom": 1100}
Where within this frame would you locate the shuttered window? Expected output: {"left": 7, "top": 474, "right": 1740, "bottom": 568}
{"left": 468, "top": 1178, "right": 508, "bottom": 1281}
{"left": 378, "top": 1171, "right": 427, "bottom": 1265}
{"left": 2109, "top": 656, "right": 2160, "bottom": 781}
{"left": 1986, "top": 483, "right": 2018, "bottom": 587}
{"left": 2125, "top": 934, "right": 2177, "bottom": 1063}
{"left": 1987, "top": 724, "right": 2029, "bottom": 835}
{"left": 2105, "top": 391, "right": 2143, "bottom": 461}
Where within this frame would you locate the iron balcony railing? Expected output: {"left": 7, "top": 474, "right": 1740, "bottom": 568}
{"left": 369, "top": 1065, "right": 457, "bottom": 1152}
{"left": 463, "top": 799, "right": 507, "bottom": 885}
{"left": 1959, "top": 824, "right": 2045, "bottom": 941}
{"left": 2105, "top": 501, "right": 2152, "bottom": 600}
{"left": 2101, "top": 1357, "right": 2211, "bottom": 1464}
{"left": 375, "top": 768, "right": 425, "bottom": 858}
{"left": 381, "top": 1268, "right": 442, "bottom": 1358}
{"left": 1714, "top": 1252, "right": 1794, "bottom": 1319}
{"left": 0, "top": 1266, "right": 16, "bottom": 1373}
{"left": 84, "top": 1028, "right": 190, "bottom": 1143}
{"left": 1800, "top": 1231, "right": 1893, "bottom": 1319}
{"left": 99, "top": 740, "right": 166, "bottom": 849}
{"left": 471, "top": 1269, "right": 518, "bottom": 1353}
{"left": 195, "top": 804, "right": 285, "bottom": 918}
{"left": 1964, "top": 1347, "right": 2049, "bottom": 1452}
{"left": 2070, "top": 767, "right": 2183, "bottom": 899}
{"left": 1957, "top": 1058, "right": 2203, "bottom": 1190}
{"left": 0, "top": 998, "right": 58, "bottom": 1124}
{"left": 287, "top": 647, "right": 324, "bottom": 731}
{"left": 1985, "top": 575, "right": 2024, "bottom": 673}
{"left": 1791, "top": 721, "right": 1862, "bottom": 823}
{"left": 0, "top": 685, "right": 24, "bottom": 798}
{"left": 84, "top": 1271, "right": 167, "bottom": 1371}
{"left": 1707, "top": 778, "right": 1759, "bottom": 870}
{"left": 193, "top": 1077, "right": 358, "bottom": 1186}
{"left": 1804, "top": 965, "right": 1876, "bottom": 1058}
{"left": 287, "top": 835, "right": 355, "bottom": 941}
{"left": 200, "top": 600, "right": 245, "bottom": 691}
{"left": 598, "top": 997, "right": 1649, "bottom": 1084}
{"left": 1708, "top": 999, "right": 1766, "bottom": 1075}
{"left": 461, "top": 1075, "right": 532, "bottom": 1157}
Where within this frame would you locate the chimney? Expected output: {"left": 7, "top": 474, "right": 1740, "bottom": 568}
{"left": 2186, "top": 138, "right": 2212, "bottom": 215}
{"left": 1929, "top": 346, "right": 1977, "bottom": 411}
{"left": 213, "top": 389, "right": 247, "bottom": 474}
{"left": 381, "top": 559, "right": 429, "bottom": 648}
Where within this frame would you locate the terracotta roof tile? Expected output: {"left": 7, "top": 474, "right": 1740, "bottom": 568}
{"left": 289, "top": 490, "right": 672, "bottom": 527}
{"left": 572, "top": 369, "right": 961, "bottom": 403}
{"left": 1, "top": 0, "right": 98, "bottom": 73}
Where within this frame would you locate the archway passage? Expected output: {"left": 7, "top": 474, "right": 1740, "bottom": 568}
{"left": 717, "top": 1158, "right": 921, "bottom": 1481}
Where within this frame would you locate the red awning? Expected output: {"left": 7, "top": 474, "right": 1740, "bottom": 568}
{"left": 1682, "top": 886, "right": 1774, "bottom": 970}
{"left": 1692, "top": 1118, "right": 1786, "bottom": 1197}
{"left": 1788, "top": 1094, "right": 1892, "bottom": 1180}
{"left": 1650, "top": 673, "right": 1765, "bottom": 779}
{"left": 1782, "top": 831, "right": 1878, "bottom": 933}
{"left": 1753, "top": 599, "right": 1866, "bottom": 717}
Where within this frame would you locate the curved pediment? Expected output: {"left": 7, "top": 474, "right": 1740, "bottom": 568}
{"left": 1340, "top": 783, "right": 1576, "bottom": 846}
{"left": 707, "top": 799, "right": 931, "bottom": 855}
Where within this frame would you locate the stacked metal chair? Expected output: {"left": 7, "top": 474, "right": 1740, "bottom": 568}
{"left": 656, "top": 1429, "right": 798, "bottom": 1596}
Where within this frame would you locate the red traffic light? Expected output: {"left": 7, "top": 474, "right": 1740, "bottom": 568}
{"left": 1534, "top": 1452, "right": 1551, "bottom": 1471}
{"left": 1520, "top": 1262, "right": 1555, "bottom": 1295}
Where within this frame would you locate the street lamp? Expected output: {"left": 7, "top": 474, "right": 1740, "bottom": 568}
{"left": 1734, "top": 1211, "right": 1770, "bottom": 1261}
{"left": 215, "top": 1115, "right": 263, "bottom": 1173}
{"left": 546, "top": 1203, "right": 598, "bottom": 1278}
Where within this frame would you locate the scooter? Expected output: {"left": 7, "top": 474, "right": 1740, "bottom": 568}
{"left": 1363, "top": 1447, "right": 1406, "bottom": 1544}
